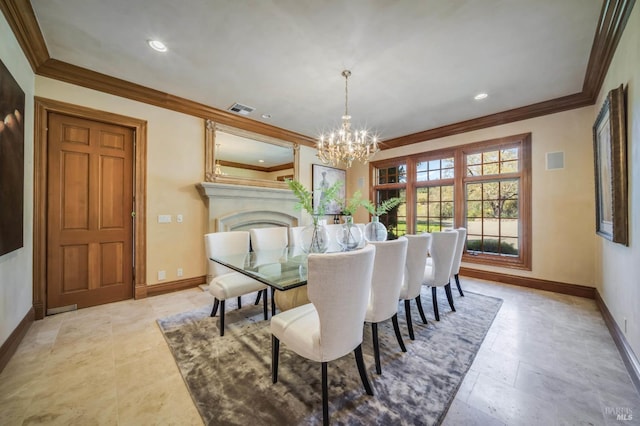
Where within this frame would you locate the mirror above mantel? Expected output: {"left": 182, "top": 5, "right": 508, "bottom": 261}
{"left": 205, "top": 120, "right": 299, "bottom": 189}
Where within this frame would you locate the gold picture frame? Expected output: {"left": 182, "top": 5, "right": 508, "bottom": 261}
{"left": 593, "top": 84, "right": 628, "bottom": 245}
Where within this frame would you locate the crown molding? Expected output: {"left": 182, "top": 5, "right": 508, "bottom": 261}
{"left": 1, "top": 0, "right": 635, "bottom": 149}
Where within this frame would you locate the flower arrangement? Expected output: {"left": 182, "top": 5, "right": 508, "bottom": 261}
{"left": 287, "top": 179, "right": 342, "bottom": 218}
{"left": 363, "top": 197, "right": 404, "bottom": 217}
{"left": 339, "top": 190, "right": 365, "bottom": 216}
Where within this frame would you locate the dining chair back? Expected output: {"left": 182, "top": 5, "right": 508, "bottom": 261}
{"left": 448, "top": 227, "right": 467, "bottom": 296}
{"left": 271, "top": 245, "right": 376, "bottom": 425}
{"left": 204, "top": 231, "right": 268, "bottom": 336}
{"left": 288, "top": 226, "right": 305, "bottom": 248}
{"left": 250, "top": 226, "right": 289, "bottom": 315}
{"left": 366, "top": 237, "right": 409, "bottom": 374}
{"left": 423, "top": 231, "right": 458, "bottom": 321}
{"left": 249, "top": 226, "right": 289, "bottom": 251}
{"left": 399, "top": 233, "right": 431, "bottom": 340}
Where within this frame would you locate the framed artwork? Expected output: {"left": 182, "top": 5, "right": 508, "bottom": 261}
{"left": 0, "top": 59, "right": 25, "bottom": 256}
{"left": 593, "top": 84, "right": 628, "bottom": 246}
{"left": 312, "top": 164, "right": 345, "bottom": 215}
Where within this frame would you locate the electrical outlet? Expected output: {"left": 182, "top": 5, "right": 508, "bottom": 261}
{"left": 177, "top": 214, "right": 183, "bottom": 223}
{"left": 177, "top": 268, "right": 183, "bottom": 277}
{"left": 158, "top": 270, "right": 166, "bottom": 280}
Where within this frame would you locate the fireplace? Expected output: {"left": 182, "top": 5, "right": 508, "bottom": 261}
{"left": 197, "top": 182, "right": 300, "bottom": 232}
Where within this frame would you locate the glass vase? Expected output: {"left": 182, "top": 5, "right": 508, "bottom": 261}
{"left": 336, "top": 216, "right": 363, "bottom": 251}
{"left": 364, "top": 216, "right": 388, "bottom": 242}
{"left": 301, "top": 218, "right": 329, "bottom": 253}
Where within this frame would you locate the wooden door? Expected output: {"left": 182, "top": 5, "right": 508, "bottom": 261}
{"left": 47, "top": 112, "right": 134, "bottom": 310}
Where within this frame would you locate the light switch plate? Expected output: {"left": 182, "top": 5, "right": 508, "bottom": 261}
{"left": 158, "top": 214, "right": 172, "bottom": 223}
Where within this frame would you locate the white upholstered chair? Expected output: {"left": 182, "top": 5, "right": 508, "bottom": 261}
{"left": 398, "top": 233, "right": 432, "bottom": 340}
{"left": 271, "top": 245, "right": 376, "bottom": 426}
{"left": 365, "top": 238, "right": 409, "bottom": 374}
{"left": 204, "top": 232, "right": 268, "bottom": 336}
{"left": 250, "top": 227, "right": 289, "bottom": 314}
{"left": 423, "top": 231, "right": 459, "bottom": 321}
{"left": 449, "top": 228, "right": 467, "bottom": 296}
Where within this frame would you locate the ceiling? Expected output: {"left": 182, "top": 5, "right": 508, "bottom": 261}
{"left": 27, "top": 0, "right": 604, "bottom": 143}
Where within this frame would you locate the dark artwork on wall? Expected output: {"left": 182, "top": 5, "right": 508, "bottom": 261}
{"left": 0, "top": 59, "right": 25, "bottom": 256}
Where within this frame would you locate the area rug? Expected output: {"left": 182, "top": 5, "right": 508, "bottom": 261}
{"left": 157, "top": 288, "right": 502, "bottom": 426}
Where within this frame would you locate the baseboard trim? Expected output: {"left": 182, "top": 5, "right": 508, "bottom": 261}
{"left": 147, "top": 275, "right": 206, "bottom": 297}
{"left": 0, "top": 307, "right": 35, "bottom": 374}
{"left": 460, "top": 267, "right": 596, "bottom": 299}
{"left": 595, "top": 290, "right": 640, "bottom": 394}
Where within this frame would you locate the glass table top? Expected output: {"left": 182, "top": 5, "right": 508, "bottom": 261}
{"left": 209, "top": 247, "right": 311, "bottom": 291}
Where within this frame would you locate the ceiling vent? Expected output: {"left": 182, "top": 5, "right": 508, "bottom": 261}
{"left": 227, "top": 103, "right": 255, "bottom": 115}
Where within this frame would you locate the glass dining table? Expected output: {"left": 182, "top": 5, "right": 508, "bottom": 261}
{"left": 209, "top": 246, "right": 310, "bottom": 291}
{"left": 209, "top": 246, "right": 315, "bottom": 312}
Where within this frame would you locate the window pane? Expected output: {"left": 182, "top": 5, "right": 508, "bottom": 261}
{"left": 467, "top": 165, "right": 481, "bottom": 176}
{"left": 442, "top": 157, "right": 454, "bottom": 168}
{"left": 441, "top": 186, "right": 454, "bottom": 201}
{"left": 428, "top": 170, "right": 440, "bottom": 180}
{"left": 442, "top": 168, "right": 454, "bottom": 179}
{"left": 467, "top": 153, "right": 481, "bottom": 165}
{"left": 501, "top": 237, "right": 519, "bottom": 255}
{"left": 466, "top": 201, "right": 482, "bottom": 218}
{"left": 442, "top": 201, "right": 454, "bottom": 218}
{"left": 467, "top": 183, "right": 482, "bottom": 200}
{"left": 466, "top": 222, "right": 482, "bottom": 238}
{"left": 483, "top": 163, "right": 499, "bottom": 175}
{"left": 500, "top": 148, "right": 519, "bottom": 161}
{"left": 428, "top": 159, "right": 440, "bottom": 170}
{"left": 483, "top": 216, "right": 499, "bottom": 235}
{"left": 501, "top": 219, "right": 519, "bottom": 237}
{"left": 375, "top": 188, "right": 406, "bottom": 239}
{"left": 501, "top": 160, "right": 518, "bottom": 173}
{"left": 483, "top": 182, "right": 499, "bottom": 200}
{"left": 502, "top": 199, "right": 518, "bottom": 218}
{"left": 428, "top": 186, "right": 440, "bottom": 200}
{"left": 483, "top": 151, "right": 499, "bottom": 163}
{"left": 428, "top": 202, "right": 441, "bottom": 217}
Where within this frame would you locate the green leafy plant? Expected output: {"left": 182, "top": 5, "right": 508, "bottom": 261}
{"left": 287, "top": 179, "right": 342, "bottom": 217}
{"left": 340, "top": 190, "right": 365, "bottom": 216}
{"left": 363, "top": 197, "right": 404, "bottom": 217}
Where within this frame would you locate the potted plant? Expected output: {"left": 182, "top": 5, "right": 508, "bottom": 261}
{"left": 362, "top": 197, "right": 404, "bottom": 241}
{"left": 287, "top": 179, "right": 341, "bottom": 252}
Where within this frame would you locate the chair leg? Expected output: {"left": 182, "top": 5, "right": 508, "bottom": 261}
{"left": 391, "top": 314, "right": 407, "bottom": 352}
{"left": 322, "top": 362, "right": 329, "bottom": 426}
{"left": 271, "top": 335, "right": 279, "bottom": 383}
{"left": 262, "top": 289, "right": 268, "bottom": 320}
{"left": 254, "top": 291, "right": 262, "bottom": 305}
{"left": 219, "top": 300, "right": 226, "bottom": 336}
{"left": 271, "top": 288, "right": 276, "bottom": 317}
{"left": 455, "top": 274, "right": 464, "bottom": 297}
{"left": 354, "top": 344, "right": 374, "bottom": 396}
{"left": 415, "top": 295, "right": 428, "bottom": 324}
{"left": 210, "top": 298, "right": 219, "bottom": 317}
{"left": 237, "top": 296, "right": 242, "bottom": 309}
{"left": 371, "top": 323, "right": 381, "bottom": 375}
{"left": 432, "top": 287, "right": 440, "bottom": 321}
{"left": 445, "top": 282, "right": 456, "bottom": 312}
{"left": 404, "top": 299, "right": 415, "bottom": 340}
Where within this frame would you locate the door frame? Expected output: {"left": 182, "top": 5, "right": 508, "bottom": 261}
{"left": 33, "top": 97, "right": 148, "bottom": 319}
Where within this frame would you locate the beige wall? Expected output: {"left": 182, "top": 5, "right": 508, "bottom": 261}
{"left": 0, "top": 13, "right": 35, "bottom": 344}
{"left": 350, "top": 106, "right": 597, "bottom": 287}
{"left": 35, "top": 77, "right": 207, "bottom": 286}
{"left": 596, "top": 4, "right": 640, "bottom": 358}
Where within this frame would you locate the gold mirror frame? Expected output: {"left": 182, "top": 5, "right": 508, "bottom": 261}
{"left": 205, "top": 119, "right": 299, "bottom": 189}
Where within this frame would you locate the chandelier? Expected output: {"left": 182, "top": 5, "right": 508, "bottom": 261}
{"left": 317, "top": 70, "right": 379, "bottom": 167}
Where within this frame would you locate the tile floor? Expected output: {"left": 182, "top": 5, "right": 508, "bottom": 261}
{"left": 0, "top": 278, "right": 639, "bottom": 425}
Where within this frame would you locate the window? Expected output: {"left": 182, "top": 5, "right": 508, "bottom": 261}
{"left": 370, "top": 133, "right": 531, "bottom": 270}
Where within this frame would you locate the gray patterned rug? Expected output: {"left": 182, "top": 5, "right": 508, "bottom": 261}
{"left": 157, "top": 288, "right": 502, "bottom": 426}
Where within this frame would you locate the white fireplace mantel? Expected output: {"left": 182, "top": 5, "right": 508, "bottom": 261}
{"left": 196, "top": 182, "right": 301, "bottom": 232}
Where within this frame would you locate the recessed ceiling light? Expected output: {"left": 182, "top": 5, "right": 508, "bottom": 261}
{"left": 147, "top": 40, "right": 167, "bottom": 52}
{"left": 261, "top": 114, "right": 272, "bottom": 119}
{"left": 474, "top": 93, "right": 488, "bottom": 100}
